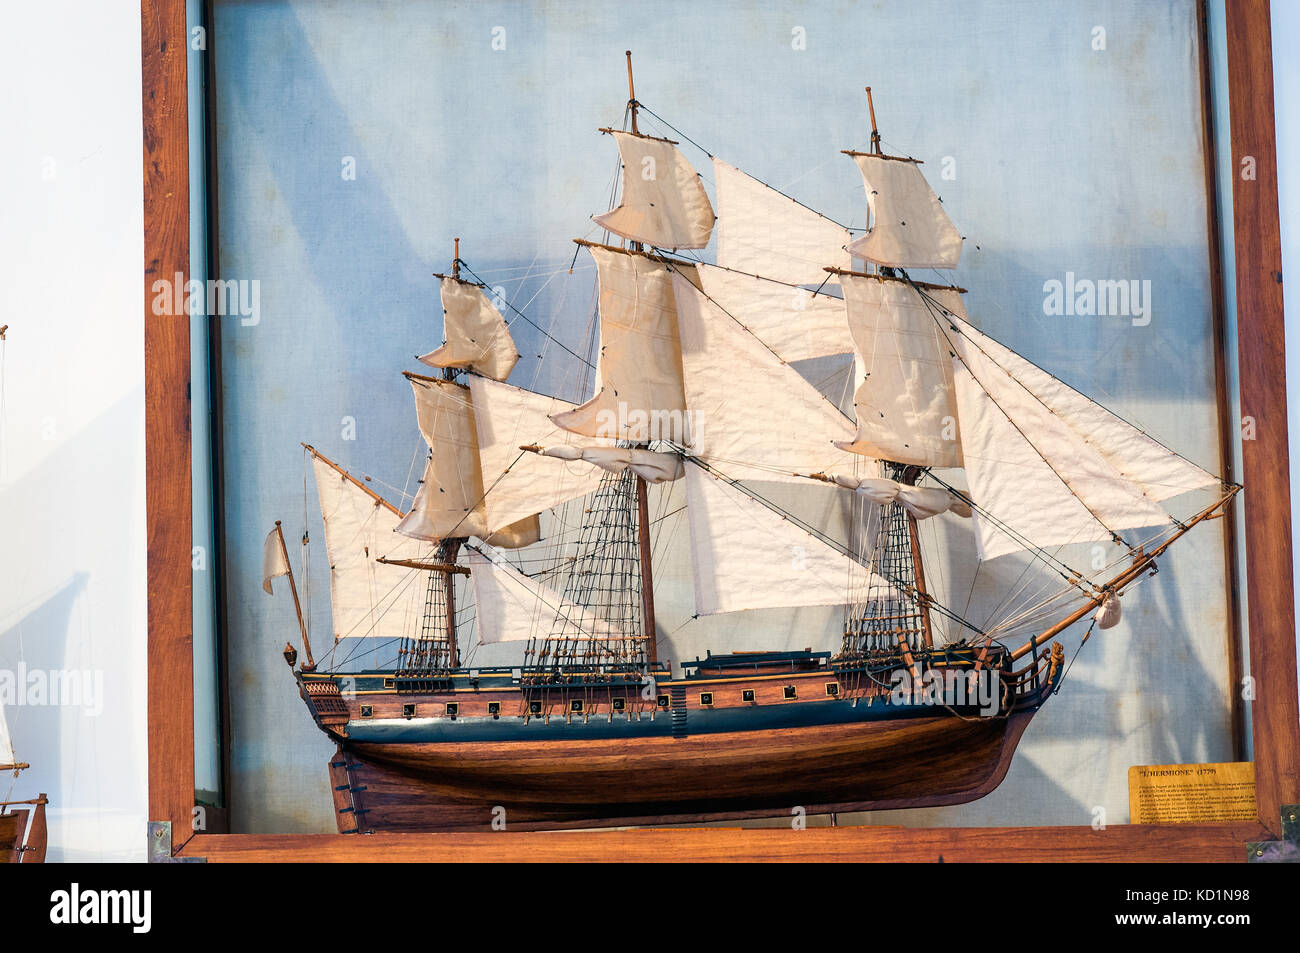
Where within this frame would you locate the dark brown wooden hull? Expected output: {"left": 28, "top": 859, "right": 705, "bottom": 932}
{"left": 1, "top": 797, "right": 46, "bottom": 863}
{"left": 333, "top": 708, "right": 1037, "bottom": 832}
{"left": 0, "top": 812, "right": 22, "bottom": 863}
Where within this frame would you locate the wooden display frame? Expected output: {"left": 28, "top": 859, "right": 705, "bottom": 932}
{"left": 142, "top": 0, "right": 1298, "bottom": 861}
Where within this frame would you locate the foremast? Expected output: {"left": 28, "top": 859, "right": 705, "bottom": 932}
{"left": 526, "top": 51, "right": 665, "bottom": 680}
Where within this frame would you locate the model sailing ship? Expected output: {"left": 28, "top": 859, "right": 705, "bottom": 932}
{"left": 0, "top": 697, "right": 46, "bottom": 863}
{"left": 264, "top": 57, "right": 1238, "bottom": 832}
{"left": 0, "top": 326, "right": 49, "bottom": 862}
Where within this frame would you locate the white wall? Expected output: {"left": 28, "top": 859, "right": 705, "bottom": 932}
{"left": 0, "top": 1, "right": 147, "bottom": 861}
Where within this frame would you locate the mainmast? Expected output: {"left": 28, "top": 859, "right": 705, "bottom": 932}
{"left": 841, "top": 92, "right": 934, "bottom": 665}
{"left": 624, "top": 50, "right": 657, "bottom": 665}
{"left": 899, "top": 466, "right": 934, "bottom": 650}
{"left": 437, "top": 238, "right": 466, "bottom": 670}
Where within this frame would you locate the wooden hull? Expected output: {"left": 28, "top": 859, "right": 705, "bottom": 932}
{"left": 300, "top": 645, "right": 1063, "bottom": 832}
{"left": 0, "top": 796, "right": 47, "bottom": 863}
{"left": 0, "top": 812, "right": 22, "bottom": 862}
{"left": 332, "top": 708, "right": 1037, "bottom": 832}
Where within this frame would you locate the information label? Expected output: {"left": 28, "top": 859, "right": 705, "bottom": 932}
{"left": 1128, "top": 762, "right": 1256, "bottom": 823}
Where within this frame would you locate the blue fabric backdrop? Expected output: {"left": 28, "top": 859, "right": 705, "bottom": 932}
{"left": 213, "top": 0, "right": 1234, "bottom": 831}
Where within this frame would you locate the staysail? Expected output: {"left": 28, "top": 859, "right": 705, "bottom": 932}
{"left": 847, "top": 154, "right": 961, "bottom": 270}
{"left": 467, "top": 544, "right": 629, "bottom": 644}
{"left": 695, "top": 264, "right": 854, "bottom": 361}
{"left": 550, "top": 246, "right": 693, "bottom": 441}
{"left": 836, "top": 274, "right": 967, "bottom": 468}
{"left": 419, "top": 277, "right": 519, "bottom": 382}
{"left": 593, "top": 131, "right": 715, "bottom": 249}
{"left": 712, "top": 157, "right": 852, "bottom": 284}
{"left": 684, "top": 464, "right": 895, "bottom": 616}
{"left": 948, "top": 316, "right": 1219, "bottom": 560}
{"left": 468, "top": 376, "right": 614, "bottom": 534}
{"left": 396, "top": 376, "right": 541, "bottom": 547}
{"left": 671, "top": 272, "right": 859, "bottom": 482}
{"left": 310, "top": 452, "right": 433, "bottom": 642}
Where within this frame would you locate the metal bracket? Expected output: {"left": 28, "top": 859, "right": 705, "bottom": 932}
{"left": 148, "top": 820, "right": 207, "bottom": 863}
{"left": 1247, "top": 805, "right": 1300, "bottom": 862}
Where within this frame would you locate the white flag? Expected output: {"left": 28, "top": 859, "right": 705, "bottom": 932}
{"left": 262, "top": 525, "right": 291, "bottom": 595}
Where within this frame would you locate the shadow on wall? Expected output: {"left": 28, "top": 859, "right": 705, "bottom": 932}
{"left": 0, "top": 385, "right": 146, "bottom": 859}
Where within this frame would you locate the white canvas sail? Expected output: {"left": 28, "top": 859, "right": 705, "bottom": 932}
{"left": 695, "top": 264, "right": 854, "bottom": 361}
{"left": 593, "top": 131, "right": 715, "bottom": 249}
{"left": 419, "top": 278, "right": 519, "bottom": 382}
{"left": 0, "top": 696, "right": 15, "bottom": 769}
{"left": 468, "top": 376, "right": 614, "bottom": 534}
{"left": 672, "top": 272, "right": 860, "bottom": 482}
{"left": 397, "top": 377, "right": 540, "bottom": 547}
{"left": 684, "top": 465, "right": 895, "bottom": 616}
{"left": 837, "top": 274, "right": 967, "bottom": 468}
{"left": 467, "top": 545, "right": 630, "bottom": 644}
{"left": 311, "top": 455, "right": 433, "bottom": 642}
{"left": 847, "top": 154, "right": 961, "bottom": 270}
{"left": 262, "top": 525, "right": 292, "bottom": 594}
{"left": 949, "top": 316, "right": 1213, "bottom": 560}
{"left": 952, "top": 316, "right": 1219, "bottom": 504}
{"left": 712, "top": 157, "right": 852, "bottom": 284}
{"left": 551, "top": 248, "right": 692, "bottom": 441}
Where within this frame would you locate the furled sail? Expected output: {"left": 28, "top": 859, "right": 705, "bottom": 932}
{"left": 468, "top": 376, "right": 614, "bottom": 534}
{"left": 847, "top": 154, "right": 961, "bottom": 270}
{"left": 396, "top": 377, "right": 540, "bottom": 547}
{"left": 819, "top": 473, "right": 971, "bottom": 520}
{"left": 551, "top": 247, "right": 693, "bottom": 442}
{"left": 836, "top": 274, "right": 967, "bottom": 468}
{"left": 467, "top": 545, "right": 629, "bottom": 645}
{"left": 949, "top": 316, "right": 1218, "bottom": 560}
{"left": 537, "top": 445, "right": 684, "bottom": 483}
{"left": 684, "top": 465, "right": 895, "bottom": 615}
{"left": 593, "top": 131, "right": 715, "bottom": 249}
{"left": 311, "top": 454, "right": 433, "bottom": 642}
{"left": 671, "top": 272, "right": 859, "bottom": 482}
{"left": 419, "top": 278, "right": 519, "bottom": 382}
{"left": 712, "top": 157, "right": 852, "bottom": 284}
{"left": 695, "top": 264, "right": 854, "bottom": 361}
